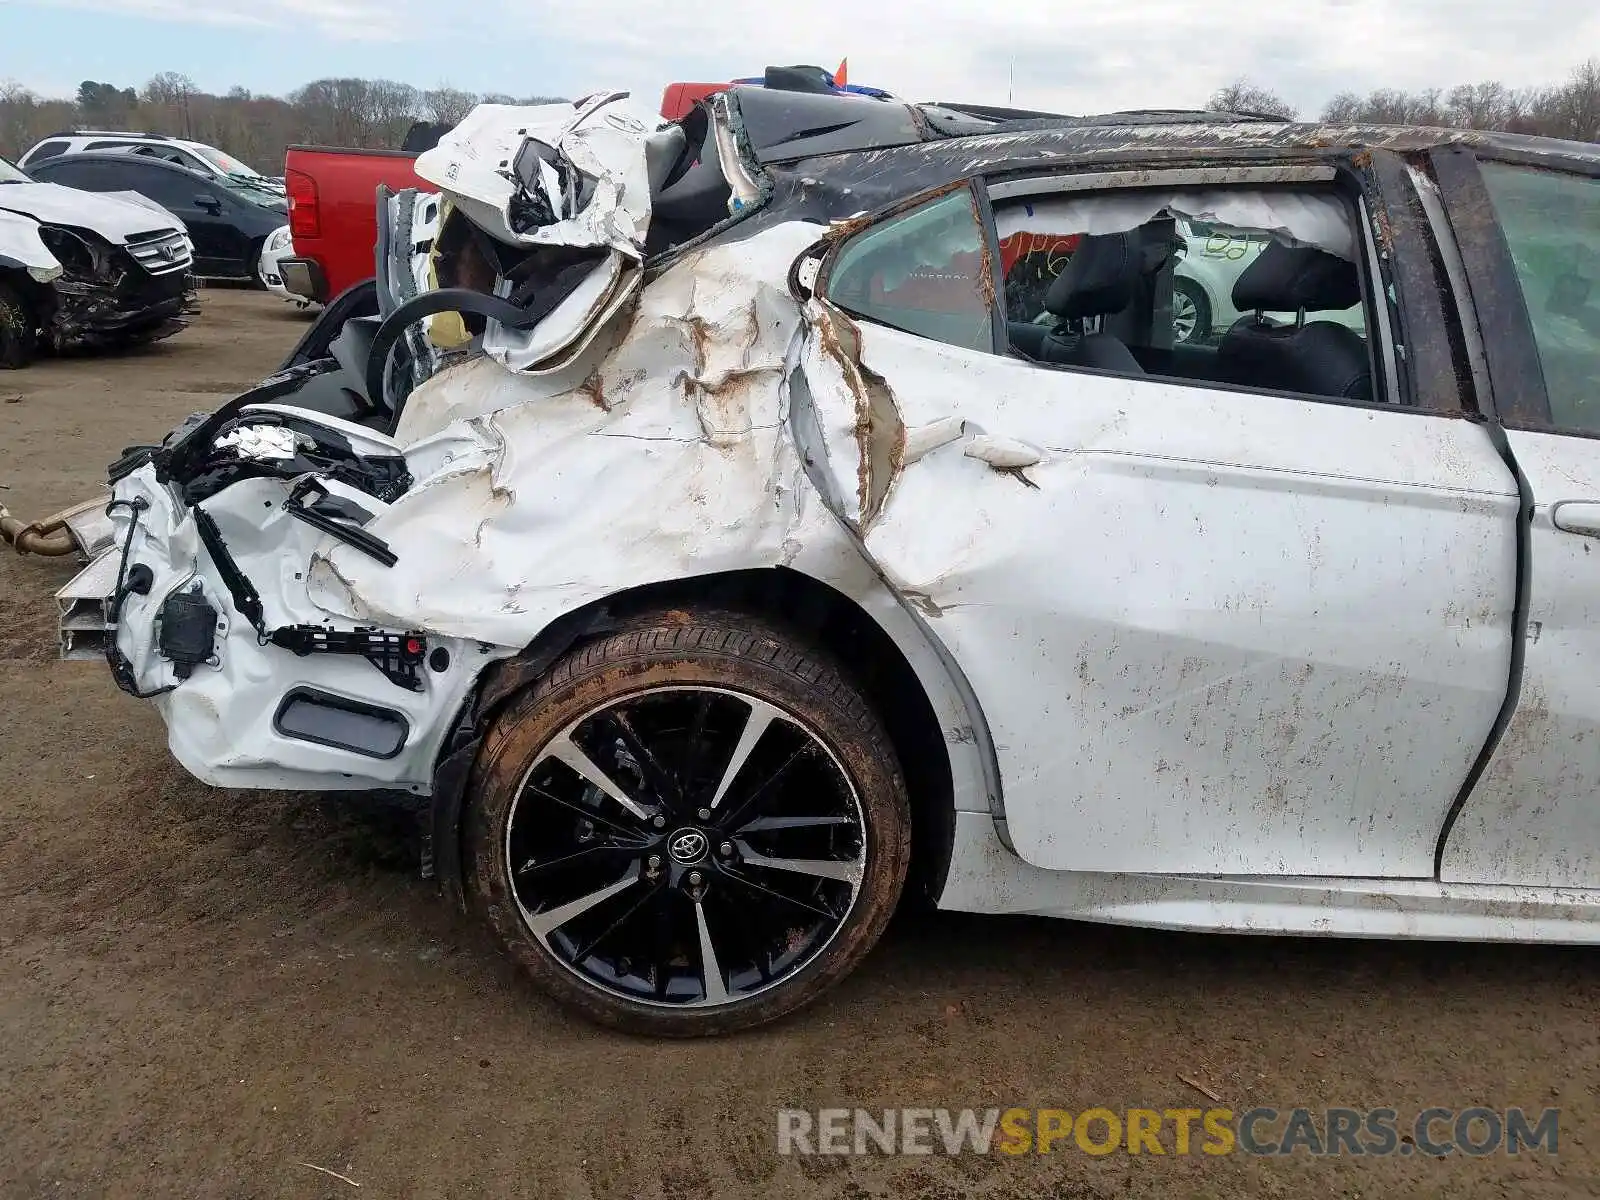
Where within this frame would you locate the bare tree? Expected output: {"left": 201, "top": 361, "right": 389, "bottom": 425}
{"left": 3, "top": 59, "right": 1596, "bottom": 176}
{"left": 424, "top": 86, "right": 478, "bottom": 126}
{"left": 1549, "top": 57, "right": 1600, "bottom": 142}
{"left": 1207, "top": 78, "right": 1297, "bottom": 119}
{"left": 0, "top": 81, "right": 37, "bottom": 158}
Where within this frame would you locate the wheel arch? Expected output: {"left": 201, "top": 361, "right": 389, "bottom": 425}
{"left": 428, "top": 565, "right": 983, "bottom": 916}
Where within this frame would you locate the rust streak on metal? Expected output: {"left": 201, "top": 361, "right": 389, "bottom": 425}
{"left": 577, "top": 369, "right": 609, "bottom": 410}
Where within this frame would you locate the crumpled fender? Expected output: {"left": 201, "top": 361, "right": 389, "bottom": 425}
{"left": 0, "top": 209, "right": 62, "bottom": 283}
{"left": 304, "top": 221, "right": 832, "bottom": 647}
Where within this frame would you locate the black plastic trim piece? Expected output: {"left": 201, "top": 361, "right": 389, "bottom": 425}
{"left": 193, "top": 504, "right": 265, "bottom": 634}
{"left": 273, "top": 687, "right": 410, "bottom": 760}
{"left": 1427, "top": 147, "right": 1551, "bottom": 427}
{"left": 1433, "top": 417, "right": 1533, "bottom": 877}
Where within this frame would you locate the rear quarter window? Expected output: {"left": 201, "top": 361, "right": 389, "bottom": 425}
{"left": 1481, "top": 163, "right": 1600, "bottom": 434}
{"left": 26, "top": 140, "right": 70, "bottom": 163}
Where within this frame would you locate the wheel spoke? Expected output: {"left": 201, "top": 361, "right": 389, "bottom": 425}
{"left": 517, "top": 843, "right": 638, "bottom": 878}
{"left": 715, "top": 740, "right": 811, "bottom": 830}
{"left": 693, "top": 897, "right": 729, "bottom": 1004}
{"left": 735, "top": 844, "right": 864, "bottom": 887}
{"left": 540, "top": 731, "right": 655, "bottom": 822}
{"left": 570, "top": 879, "right": 661, "bottom": 965}
{"left": 650, "top": 889, "right": 677, "bottom": 1001}
{"left": 527, "top": 785, "right": 648, "bottom": 841}
{"left": 606, "top": 708, "right": 682, "bottom": 805}
{"left": 526, "top": 864, "right": 641, "bottom": 937}
{"left": 735, "top": 814, "right": 855, "bottom": 835}
{"left": 721, "top": 866, "right": 842, "bottom": 921}
{"left": 706, "top": 698, "right": 783, "bottom": 810}
{"left": 679, "top": 692, "right": 713, "bottom": 787}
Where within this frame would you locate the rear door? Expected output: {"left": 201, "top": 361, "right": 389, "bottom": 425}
{"left": 793, "top": 165, "right": 1520, "bottom": 878}
{"left": 1433, "top": 148, "right": 1600, "bottom": 888}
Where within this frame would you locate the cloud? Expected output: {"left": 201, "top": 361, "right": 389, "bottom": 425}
{"left": 9, "top": 0, "right": 1599, "bottom": 114}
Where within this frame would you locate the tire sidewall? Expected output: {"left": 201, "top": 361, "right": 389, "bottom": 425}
{"left": 0, "top": 280, "right": 37, "bottom": 369}
{"left": 464, "top": 621, "right": 911, "bottom": 1037}
{"left": 1174, "top": 277, "right": 1211, "bottom": 345}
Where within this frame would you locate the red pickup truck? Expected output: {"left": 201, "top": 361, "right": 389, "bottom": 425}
{"left": 278, "top": 144, "right": 427, "bottom": 304}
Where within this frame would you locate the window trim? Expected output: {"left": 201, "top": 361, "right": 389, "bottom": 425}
{"left": 986, "top": 163, "right": 1339, "bottom": 202}
{"left": 815, "top": 179, "right": 1000, "bottom": 358}
{"left": 1428, "top": 146, "right": 1558, "bottom": 432}
{"left": 979, "top": 168, "right": 1411, "bottom": 416}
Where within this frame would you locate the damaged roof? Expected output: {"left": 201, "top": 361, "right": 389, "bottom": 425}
{"left": 714, "top": 86, "right": 1600, "bottom": 241}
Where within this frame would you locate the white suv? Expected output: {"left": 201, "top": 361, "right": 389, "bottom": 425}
{"left": 17, "top": 132, "right": 283, "bottom": 195}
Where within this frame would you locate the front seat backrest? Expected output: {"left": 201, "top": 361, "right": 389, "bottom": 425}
{"left": 1033, "top": 231, "right": 1146, "bottom": 374}
{"left": 1217, "top": 241, "right": 1371, "bottom": 402}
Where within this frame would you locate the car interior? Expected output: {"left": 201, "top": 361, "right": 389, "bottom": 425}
{"left": 1002, "top": 221, "right": 1374, "bottom": 403}
{"left": 827, "top": 186, "right": 1380, "bottom": 406}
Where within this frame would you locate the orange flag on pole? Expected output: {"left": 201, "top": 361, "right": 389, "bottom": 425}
{"left": 835, "top": 58, "right": 849, "bottom": 87}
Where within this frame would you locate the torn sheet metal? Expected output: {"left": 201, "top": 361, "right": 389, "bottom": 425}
{"left": 307, "top": 221, "right": 828, "bottom": 647}
{"left": 414, "top": 95, "right": 663, "bottom": 376}
{"left": 414, "top": 94, "right": 661, "bottom": 254}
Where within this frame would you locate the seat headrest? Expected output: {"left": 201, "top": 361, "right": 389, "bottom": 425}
{"left": 1044, "top": 231, "right": 1140, "bottom": 321}
{"left": 1232, "top": 241, "right": 1361, "bottom": 313}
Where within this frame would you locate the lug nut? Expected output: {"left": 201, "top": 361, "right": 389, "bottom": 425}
{"left": 697, "top": 808, "right": 711, "bottom": 820}
{"left": 647, "top": 855, "right": 662, "bottom": 869}
{"left": 687, "top": 870, "right": 704, "bottom": 886}
{"left": 718, "top": 841, "right": 734, "bottom": 857}
{"left": 652, "top": 814, "right": 667, "bottom": 828}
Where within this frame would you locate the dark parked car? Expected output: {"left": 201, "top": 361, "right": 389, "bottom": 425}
{"left": 26, "top": 152, "right": 287, "bottom": 282}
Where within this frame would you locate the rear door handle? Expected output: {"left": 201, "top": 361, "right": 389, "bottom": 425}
{"left": 1550, "top": 500, "right": 1600, "bottom": 537}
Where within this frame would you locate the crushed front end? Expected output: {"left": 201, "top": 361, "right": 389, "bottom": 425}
{"left": 42, "top": 225, "right": 196, "bottom": 351}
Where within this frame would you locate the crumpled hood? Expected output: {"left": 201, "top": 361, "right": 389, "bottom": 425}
{"left": 0, "top": 182, "right": 181, "bottom": 242}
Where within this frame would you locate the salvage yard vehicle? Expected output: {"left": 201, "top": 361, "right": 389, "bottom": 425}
{"left": 44, "top": 82, "right": 1600, "bottom": 1036}
{"left": 17, "top": 130, "right": 285, "bottom": 196}
{"left": 26, "top": 152, "right": 288, "bottom": 284}
{"left": 0, "top": 154, "right": 194, "bottom": 368}
{"left": 256, "top": 224, "right": 309, "bottom": 308}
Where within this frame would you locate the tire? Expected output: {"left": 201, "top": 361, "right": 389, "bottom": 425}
{"left": 1172, "top": 277, "right": 1212, "bottom": 346}
{"left": 464, "top": 610, "right": 912, "bottom": 1036}
{"left": 0, "top": 280, "right": 38, "bottom": 369}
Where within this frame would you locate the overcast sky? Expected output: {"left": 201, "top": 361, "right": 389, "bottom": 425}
{"left": 3, "top": 0, "right": 1596, "bottom": 117}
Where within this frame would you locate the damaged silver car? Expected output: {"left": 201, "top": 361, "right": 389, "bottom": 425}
{"left": 45, "top": 80, "right": 1600, "bottom": 1034}
{"left": 0, "top": 155, "right": 195, "bottom": 368}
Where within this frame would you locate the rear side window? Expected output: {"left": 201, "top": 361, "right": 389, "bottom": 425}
{"left": 825, "top": 189, "right": 995, "bottom": 354}
{"left": 32, "top": 159, "right": 103, "bottom": 188}
{"left": 26, "top": 140, "right": 69, "bottom": 163}
{"left": 1480, "top": 163, "right": 1600, "bottom": 435}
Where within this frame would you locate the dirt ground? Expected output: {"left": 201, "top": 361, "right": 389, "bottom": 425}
{"left": 0, "top": 290, "right": 1596, "bottom": 1199}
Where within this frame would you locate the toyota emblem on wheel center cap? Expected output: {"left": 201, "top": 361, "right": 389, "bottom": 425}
{"left": 668, "top": 828, "right": 710, "bottom": 865}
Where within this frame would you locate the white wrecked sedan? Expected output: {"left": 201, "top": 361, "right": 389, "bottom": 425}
{"left": 58, "top": 82, "right": 1600, "bottom": 1034}
{"left": 0, "top": 155, "right": 195, "bottom": 368}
